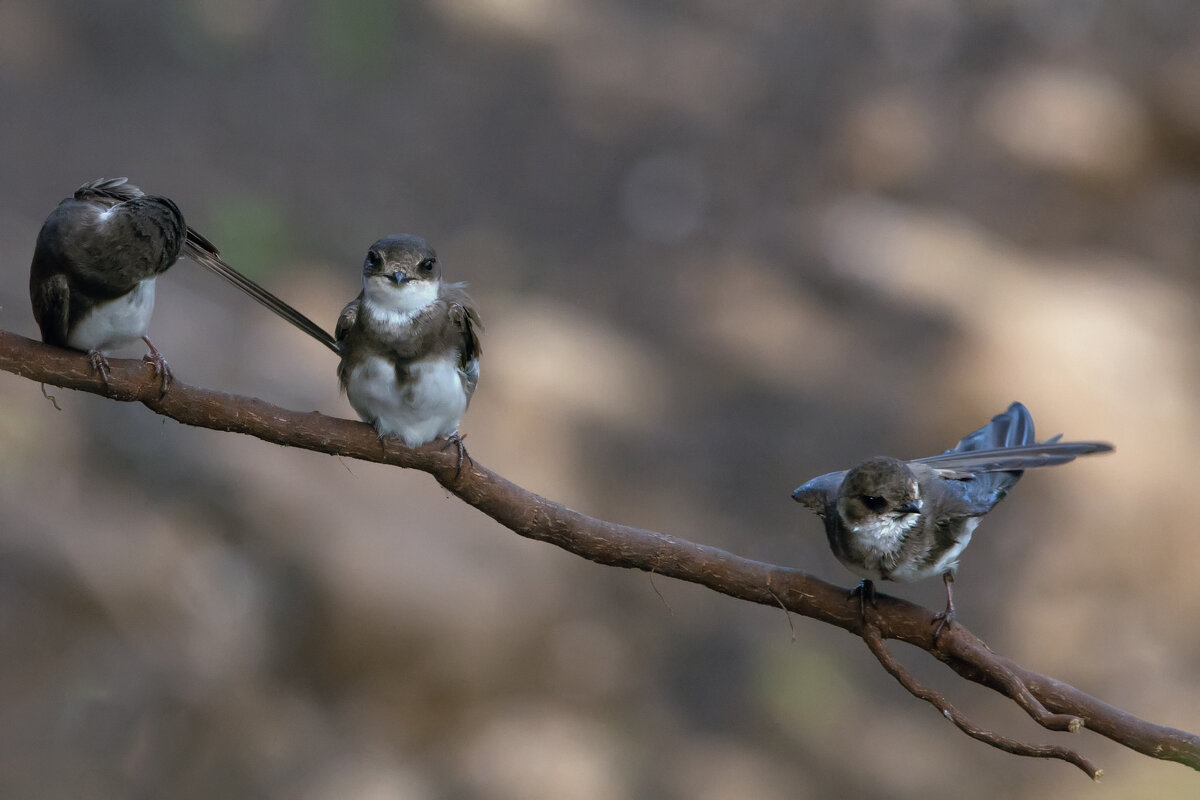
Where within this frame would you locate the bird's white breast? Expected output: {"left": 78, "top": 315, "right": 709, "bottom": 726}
{"left": 363, "top": 278, "right": 439, "bottom": 322}
{"left": 67, "top": 278, "right": 156, "bottom": 353}
{"left": 849, "top": 514, "right": 918, "bottom": 552}
{"left": 890, "top": 517, "right": 980, "bottom": 583}
{"left": 345, "top": 354, "right": 468, "bottom": 447}
{"left": 840, "top": 513, "right": 921, "bottom": 580}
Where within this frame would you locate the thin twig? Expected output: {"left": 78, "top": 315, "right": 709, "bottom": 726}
{"left": 861, "top": 626, "right": 1101, "bottom": 779}
{"left": 765, "top": 583, "right": 796, "bottom": 642}
{"left": 938, "top": 631, "right": 1082, "bottom": 732}
{"left": 648, "top": 569, "right": 674, "bottom": 615}
{"left": 39, "top": 382, "right": 61, "bottom": 411}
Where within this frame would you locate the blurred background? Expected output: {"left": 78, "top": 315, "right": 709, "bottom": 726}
{"left": 1, "top": 1, "right": 1198, "bottom": 797}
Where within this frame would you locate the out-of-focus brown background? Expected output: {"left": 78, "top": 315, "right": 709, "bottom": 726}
{"left": 1, "top": 1, "right": 1198, "bottom": 797}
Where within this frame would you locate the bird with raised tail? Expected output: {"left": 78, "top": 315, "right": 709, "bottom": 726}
{"left": 335, "top": 234, "right": 482, "bottom": 449}
{"left": 791, "top": 402, "right": 1112, "bottom": 637}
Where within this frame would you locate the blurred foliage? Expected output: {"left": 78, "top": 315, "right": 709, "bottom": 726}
{"left": 205, "top": 196, "right": 291, "bottom": 277}
{"left": 310, "top": 0, "right": 399, "bottom": 78}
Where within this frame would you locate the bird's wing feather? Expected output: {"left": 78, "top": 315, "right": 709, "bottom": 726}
{"left": 30, "top": 274, "right": 71, "bottom": 346}
{"left": 73, "top": 177, "right": 144, "bottom": 204}
{"left": 29, "top": 194, "right": 183, "bottom": 304}
{"left": 915, "top": 441, "right": 1113, "bottom": 478}
{"left": 791, "top": 471, "right": 846, "bottom": 517}
{"left": 441, "top": 282, "right": 483, "bottom": 400}
{"left": 907, "top": 462, "right": 1002, "bottom": 518}
{"left": 442, "top": 282, "right": 482, "bottom": 361}
{"left": 947, "top": 401, "right": 1035, "bottom": 453}
{"left": 334, "top": 296, "right": 361, "bottom": 344}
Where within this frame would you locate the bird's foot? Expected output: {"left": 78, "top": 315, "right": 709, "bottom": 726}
{"left": 931, "top": 607, "right": 956, "bottom": 641}
{"left": 87, "top": 350, "right": 112, "bottom": 389}
{"left": 849, "top": 579, "right": 877, "bottom": 620}
{"left": 141, "top": 337, "right": 171, "bottom": 397}
{"left": 439, "top": 433, "right": 472, "bottom": 478}
{"left": 932, "top": 573, "right": 957, "bottom": 641}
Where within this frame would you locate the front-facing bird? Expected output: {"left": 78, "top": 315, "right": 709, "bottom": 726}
{"left": 335, "top": 235, "right": 482, "bottom": 448}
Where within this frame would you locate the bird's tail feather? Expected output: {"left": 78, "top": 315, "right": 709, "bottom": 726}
{"left": 183, "top": 230, "right": 341, "bottom": 355}
{"left": 73, "top": 177, "right": 340, "bottom": 355}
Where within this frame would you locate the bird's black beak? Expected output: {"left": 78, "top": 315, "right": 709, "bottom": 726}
{"left": 897, "top": 501, "right": 921, "bottom": 515}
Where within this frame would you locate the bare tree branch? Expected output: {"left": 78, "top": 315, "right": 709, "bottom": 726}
{"left": 861, "top": 624, "right": 1100, "bottom": 778}
{"left": 1, "top": 329, "right": 1197, "bottom": 777}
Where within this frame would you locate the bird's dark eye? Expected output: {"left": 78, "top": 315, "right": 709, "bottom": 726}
{"left": 364, "top": 251, "right": 381, "bottom": 271}
{"left": 861, "top": 495, "right": 888, "bottom": 513}
{"left": 418, "top": 257, "right": 436, "bottom": 273}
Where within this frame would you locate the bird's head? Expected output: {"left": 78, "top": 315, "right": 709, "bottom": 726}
{"left": 361, "top": 234, "right": 441, "bottom": 315}
{"left": 836, "top": 456, "right": 922, "bottom": 530}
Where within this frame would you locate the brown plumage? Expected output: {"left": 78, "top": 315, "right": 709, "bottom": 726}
{"left": 29, "top": 178, "right": 187, "bottom": 390}
{"left": 30, "top": 177, "right": 339, "bottom": 396}
{"left": 335, "top": 235, "right": 482, "bottom": 447}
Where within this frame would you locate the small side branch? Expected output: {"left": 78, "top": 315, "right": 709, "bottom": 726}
{"left": 938, "top": 628, "right": 1081, "bottom": 732}
{"left": 861, "top": 625, "right": 1101, "bottom": 779}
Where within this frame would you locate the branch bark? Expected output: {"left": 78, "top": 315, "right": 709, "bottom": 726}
{"left": 2, "top": 329, "right": 1197, "bottom": 777}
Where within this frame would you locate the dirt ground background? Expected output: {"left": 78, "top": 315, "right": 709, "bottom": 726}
{"left": 0, "top": 2, "right": 1197, "bottom": 797}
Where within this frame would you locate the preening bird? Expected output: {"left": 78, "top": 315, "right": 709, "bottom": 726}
{"left": 29, "top": 178, "right": 338, "bottom": 393}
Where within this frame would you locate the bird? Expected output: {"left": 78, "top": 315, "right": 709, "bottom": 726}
{"left": 29, "top": 177, "right": 338, "bottom": 394}
{"left": 791, "top": 402, "right": 1112, "bottom": 636}
{"left": 335, "top": 234, "right": 482, "bottom": 450}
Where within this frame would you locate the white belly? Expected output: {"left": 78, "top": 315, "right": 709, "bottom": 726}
{"left": 840, "top": 513, "right": 921, "bottom": 582}
{"left": 886, "top": 518, "right": 979, "bottom": 584}
{"left": 67, "top": 279, "right": 156, "bottom": 353}
{"left": 345, "top": 354, "right": 468, "bottom": 447}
